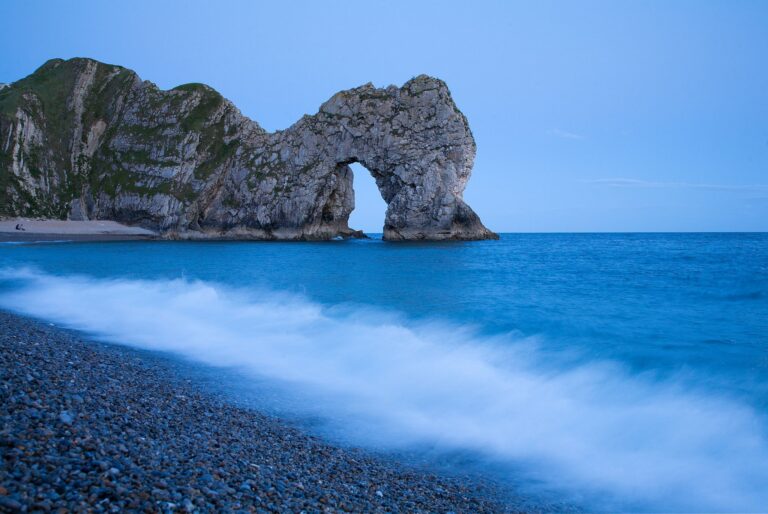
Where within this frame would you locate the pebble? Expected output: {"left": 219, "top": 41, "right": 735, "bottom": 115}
{"left": 0, "top": 497, "right": 22, "bottom": 511}
{"left": 58, "top": 410, "right": 75, "bottom": 425}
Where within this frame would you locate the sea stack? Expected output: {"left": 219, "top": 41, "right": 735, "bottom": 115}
{"left": 0, "top": 58, "right": 497, "bottom": 240}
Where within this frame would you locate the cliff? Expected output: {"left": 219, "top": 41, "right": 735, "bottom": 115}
{"left": 0, "top": 58, "right": 497, "bottom": 240}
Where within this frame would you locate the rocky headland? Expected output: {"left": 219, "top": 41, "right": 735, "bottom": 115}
{"left": 0, "top": 58, "right": 497, "bottom": 241}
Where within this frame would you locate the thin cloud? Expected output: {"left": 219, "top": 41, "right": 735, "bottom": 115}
{"left": 547, "top": 128, "right": 585, "bottom": 140}
{"left": 586, "top": 178, "right": 768, "bottom": 193}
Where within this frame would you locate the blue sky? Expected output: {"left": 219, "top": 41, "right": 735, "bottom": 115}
{"left": 2, "top": 0, "right": 767, "bottom": 231}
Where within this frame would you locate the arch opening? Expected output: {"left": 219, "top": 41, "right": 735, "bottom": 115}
{"left": 346, "top": 162, "right": 388, "bottom": 237}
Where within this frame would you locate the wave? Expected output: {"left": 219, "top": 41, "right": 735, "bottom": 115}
{"left": 1, "top": 268, "right": 767, "bottom": 511}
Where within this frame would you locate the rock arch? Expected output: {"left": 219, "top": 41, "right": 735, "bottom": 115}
{"left": 202, "top": 75, "right": 497, "bottom": 240}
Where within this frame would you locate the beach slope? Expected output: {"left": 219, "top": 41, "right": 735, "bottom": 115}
{"left": 0, "top": 311, "right": 507, "bottom": 512}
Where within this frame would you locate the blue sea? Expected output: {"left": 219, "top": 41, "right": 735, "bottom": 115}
{"left": 1, "top": 233, "right": 767, "bottom": 511}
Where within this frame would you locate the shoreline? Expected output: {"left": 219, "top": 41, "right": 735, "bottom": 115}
{"left": 0, "top": 233, "right": 156, "bottom": 243}
{"left": 0, "top": 219, "right": 494, "bottom": 243}
{"left": 0, "top": 310, "right": 521, "bottom": 512}
{"left": 0, "top": 219, "right": 157, "bottom": 243}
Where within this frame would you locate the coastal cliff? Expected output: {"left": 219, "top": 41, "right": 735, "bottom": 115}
{"left": 0, "top": 58, "right": 497, "bottom": 240}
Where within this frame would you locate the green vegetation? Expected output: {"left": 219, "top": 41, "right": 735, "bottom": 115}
{"left": 6, "top": 59, "right": 78, "bottom": 130}
{"left": 0, "top": 131, "right": 11, "bottom": 215}
{"left": 222, "top": 195, "right": 241, "bottom": 208}
{"left": 175, "top": 182, "right": 198, "bottom": 204}
{"left": 171, "top": 83, "right": 211, "bottom": 93}
{"left": 0, "top": 86, "right": 23, "bottom": 118}
{"left": 89, "top": 162, "right": 172, "bottom": 198}
{"left": 194, "top": 138, "right": 239, "bottom": 180}
{"left": 118, "top": 149, "right": 169, "bottom": 167}
{"left": 0, "top": 59, "right": 89, "bottom": 216}
{"left": 181, "top": 89, "right": 224, "bottom": 133}
{"left": 0, "top": 58, "right": 247, "bottom": 217}
{"left": 81, "top": 66, "right": 135, "bottom": 138}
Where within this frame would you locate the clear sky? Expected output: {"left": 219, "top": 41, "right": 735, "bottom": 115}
{"left": 2, "top": 0, "right": 767, "bottom": 232}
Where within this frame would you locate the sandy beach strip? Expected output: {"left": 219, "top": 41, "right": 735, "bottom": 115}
{"left": 0, "top": 311, "right": 521, "bottom": 513}
{"left": 0, "top": 219, "right": 157, "bottom": 242}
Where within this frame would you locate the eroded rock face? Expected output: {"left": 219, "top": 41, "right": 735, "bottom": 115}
{"left": 0, "top": 58, "right": 497, "bottom": 240}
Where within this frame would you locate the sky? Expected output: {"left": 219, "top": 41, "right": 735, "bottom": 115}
{"left": 1, "top": 0, "right": 767, "bottom": 232}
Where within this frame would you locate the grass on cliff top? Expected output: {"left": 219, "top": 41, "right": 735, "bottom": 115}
{"left": 0, "top": 58, "right": 137, "bottom": 218}
{"left": 1, "top": 58, "right": 238, "bottom": 213}
{"left": 0, "top": 59, "right": 81, "bottom": 218}
{"left": 180, "top": 89, "right": 225, "bottom": 132}
{"left": 0, "top": 59, "right": 78, "bottom": 118}
{"left": 172, "top": 83, "right": 213, "bottom": 93}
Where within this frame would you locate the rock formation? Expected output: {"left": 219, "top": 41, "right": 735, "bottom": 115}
{"left": 0, "top": 58, "right": 497, "bottom": 240}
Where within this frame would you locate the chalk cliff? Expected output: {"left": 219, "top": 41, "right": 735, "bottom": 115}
{"left": 0, "top": 58, "right": 497, "bottom": 240}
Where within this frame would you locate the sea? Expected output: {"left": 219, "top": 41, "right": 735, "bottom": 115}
{"left": 1, "top": 233, "right": 766, "bottom": 512}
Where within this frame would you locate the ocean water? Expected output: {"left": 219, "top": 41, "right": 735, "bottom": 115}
{"left": 1, "top": 233, "right": 767, "bottom": 511}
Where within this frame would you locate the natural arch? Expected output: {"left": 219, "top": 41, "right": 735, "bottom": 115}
{"left": 206, "top": 75, "right": 498, "bottom": 240}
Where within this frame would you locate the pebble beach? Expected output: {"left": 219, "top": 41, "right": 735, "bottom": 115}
{"left": 0, "top": 311, "right": 510, "bottom": 513}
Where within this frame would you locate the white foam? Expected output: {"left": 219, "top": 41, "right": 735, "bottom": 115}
{"left": 1, "top": 268, "right": 766, "bottom": 511}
